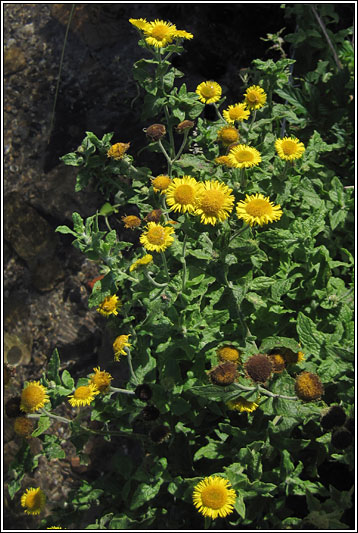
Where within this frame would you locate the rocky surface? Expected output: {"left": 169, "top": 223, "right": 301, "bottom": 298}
{"left": 4, "top": 3, "right": 296, "bottom": 529}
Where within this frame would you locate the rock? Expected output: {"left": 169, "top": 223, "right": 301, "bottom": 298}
{"left": 4, "top": 332, "right": 32, "bottom": 366}
{"left": 4, "top": 47, "right": 26, "bottom": 74}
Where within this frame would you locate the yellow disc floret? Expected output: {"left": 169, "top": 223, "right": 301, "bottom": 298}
{"left": 275, "top": 136, "right": 305, "bottom": 161}
{"left": 20, "top": 381, "right": 50, "bottom": 413}
{"left": 217, "top": 345, "right": 240, "bottom": 363}
{"left": 193, "top": 475, "right": 237, "bottom": 519}
{"left": 295, "top": 372, "right": 324, "bottom": 402}
{"left": 217, "top": 125, "right": 240, "bottom": 146}
{"left": 227, "top": 397, "right": 259, "bottom": 413}
{"left": 195, "top": 180, "right": 234, "bottom": 226}
{"left": 68, "top": 383, "right": 99, "bottom": 407}
{"left": 151, "top": 175, "right": 172, "bottom": 194}
{"left": 244, "top": 85, "right": 267, "bottom": 110}
{"left": 196, "top": 81, "right": 222, "bottom": 104}
{"left": 227, "top": 144, "right": 261, "bottom": 169}
{"left": 89, "top": 367, "right": 113, "bottom": 393}
{"left": 165, "top": 176, "right": 204, "bottom": 214}
{"left": 122, "top": 215, "right": 141, "bottom": 229}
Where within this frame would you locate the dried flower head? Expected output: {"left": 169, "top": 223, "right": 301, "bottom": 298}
{"left": 214, "top": 155, "right": 237, "bottom": 168}
{"left": 14, "top": 416, "right": 34, "bottom": 438}
{"left": 209, "top": 361, "right": 237, "bottom": 386}
{"left": 295, "top": 372, "right": 324, "bottom": 402}
{"left": 20, "top": 381, "right": 50, "bottom": 413}
{"left": 193, "top": 475, "right": 237, "bottom": 519}
{"left": 121, "top": 215, "right": 141, "bottom": 229}
{"left": 217, "top": 125, "right": 240, "bottom": 146}
{"left": 331, "top": 427, "right": 353, "bottom": 450}
{"left": 320, "top": 405, "right": 347, "bottom": 431}
{"left": 141, "top": 404, "right": 160, "bottom": 421}
{"left": 21, "top": 487, "right": 46, "bottom": 515}
{"left": 344, "top": 417, "right": 355, "bottom": 435}
{"left": 135, "top": 383, "right": 153, "bottom": 401}
{"left": 217, "top": 345, "right": 240, "bottom": 363}
{"left": 268, "top": 353, "right": 286, "bottom": 373}
{"left": 176, "top": 120, "right": 195, "bottom": 133}
{"left": 107, "top": 142, "right": 130, "bottom": 160}
{"left": 113, "top": 334, "right": 132, "bottom": 361}
{"left": 89, "top": 367, "right": 113, "bottom": 393}
{"left": 145, "top": 209, "right": 163, "bottom": 222}
{"left": 145, "top": 123, "right": 166, "bottom": 141}
{"left": 150, "top": 424, "right": 171, "bottom": 443}
{"left": 5, "top": 396, "right": 22, "bottom": 418}
{"left": 96, "top": 295, "right": 122, "bottom": 317}
{"left": 244, "top": 354, "right": 273, "bottom": 383}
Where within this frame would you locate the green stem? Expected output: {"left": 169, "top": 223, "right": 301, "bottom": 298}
{"left": 240, "top": 168, "right": 247, "bottom": 189}
{"left": 172, "top": 130, "right": 189, "bottom": 163}
{"left": 181, "top": 233, "right": 188, "bottom": 293}
{"left": 161, "top": 194, "right": 170, "bottom": 222}
{"left": 247, "top": 109, "right": 257, "bottom": 139}
{"left": 161, "top": 251, "right": 170, "bottom": 281}
{"left": 81, "top": 425, "right": 150, "bottom": 442}
{"left": 158, "top": 138, "right": 172, "bottom": 169}
{"left": 214, "top": 103, "right": 226, "bottom": 122}
{"left": 204, "top": 516, "right": 212, "bottom": 529}
{"left": 109, "top": 386, "right": 135, "bottom": 395}
{"left": 125, "top": 348, "right": 138, "bottom": 385}
{"left": 145, "top": 271, "right": 168, "bottom": 288}
{"left": 228, "top": 223, "right": 250, "bottom": 244}
{"left": 39, "top": 408, "right": 71, "bottom": 424}
{"left": 233, "top": 382, "right": 297, "bottom": 401}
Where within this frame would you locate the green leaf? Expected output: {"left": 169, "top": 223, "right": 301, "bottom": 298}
{"left": 61, "top": 369, "right": 74, "bottom": 390}
{"left": 60, "top": 152, "right": 84, "bottom": 166}
{"left": 46, "top": 349, "right": 61, "bottom": 385}
{"left": 194, "top": 441, "right": 220, "bottom": 461}
{"left": 31, "top": 415, "right": 51, "bottom": 437}
{"left": 42, "top": 435, "right": 66, "bottom": 460}
{"left": 55, "top": 225, "right": 78, "bottom": 236}
{"left": 8, "top": 474, "right": 25, "bottom": 499}
{"left": 130, "top": 480, "right": 163, "bottom": 510}
{"left": 72, "top": 212, "right": 85, "bottom": 234}
{"left": 297, "top": 312, "right": 325, "bottom": 357}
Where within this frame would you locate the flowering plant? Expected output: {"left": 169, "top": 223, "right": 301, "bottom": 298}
{"left": 6, "top": 11, "right": 354, "bottom": 530}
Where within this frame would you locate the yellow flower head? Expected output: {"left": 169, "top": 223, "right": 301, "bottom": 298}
{"left": 217, "top": 125, "right": 240, "bottom": 146}
{"left": 96, "top": 295, "right": 121, "bottom": 317}
{"left": 107, "top": 142, "right": 130, "bottom": 160}
{"left": 165, "top": 175, "right": 204, "bottom": 214}
{"left": 214, "top": 155, "right": 237, "bottom": 168}
{"left": 223, "top": 103, "right": 250, "bottom": 123}
{"left": 217, "top": 345, "right": 240, "bottom": 363}
{"left": 47, "top": 528, "right": 64, "bottom": 530}
{"left": 236, "top": 193, "right": 283, "bottom": 227}
{"left": 129, "top": 254, "right": 153, "bottom": 272}
{"left": 129, "top": 18, "right": 150, "bottom": 31}
{"left": 89, "top": 367, "right": 113, "bottom": 393}
{"left": 143, "top": 19, "right": 177, "bottom": 48}
{"left": 20, "top": 381, "right": 50, "bottom": 413}
{"left": 275, "top": 136, "right": 305, "bottom": 161}
{"left": 140, "top": 222, "right": 175, "bottom": 252}
{"left": 122, "top": 215, "right": 141, "bottom": 229}
{"left": 196, "top": 81, "right": 222, "bottom": 104}
{"left": 14, "top": 416, "right": 34, "bottom": 438}
{"left": 244, "top": 85, "right": 267, "bottom": 110}
{"left": 21, "top": 487, "right": 46, "bottom": 515}
{"left": 193, "top": 475, "right": 237, "bottom": 519}
{"left": 113, "top": 334, "right": 132, "bottom": 361}
{"left": 195, "top": 180, "right": 234, "bottom": 226}
{"left": 227, "top": 397, "right": 259, "bottom": 413}
{"left": 151, "top": 175, "right": 172, "bottom": 194}
{"left": 227, "top": 144, "right": 261, "bottom": 169}
{"left": 173, "top": 29, "right": 193, "bottom": 40}
{"left": 68, "top": 383, "right": 99, "bottom": 407}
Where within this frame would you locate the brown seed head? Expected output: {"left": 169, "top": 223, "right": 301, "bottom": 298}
{"left": 268, "top": 353, "right": 286, "bottom": 373}
{"left": 14, "top": 416, "right": 34, "bottom": 438}
{"left": 176, "top": 120, "right": 195, "bottom": 133}
{"left": 320, "top": 405, "right": 346, "bottom": 431}
{"left": 295, "top": 372, "right": 324, "bottom": 402}
{"left": 145, "top": 209, "right": 163, "bottom": 223}
{"left": 150, "top": 424, "right": 171, "bottom": 443}
{"left": 245, "top": 354, "right": 273, "bottom": 383}
{"left": 209, "top": 361, "right": 237, "bottom": 386}
{"left": 145, "top": 124, "right": 166, "bottom": 141}
{"left": 5, "top": 396, "right": 22, "bottom": 418}
{"left": 331, "top": 427, "right": 353, "bottom": 450}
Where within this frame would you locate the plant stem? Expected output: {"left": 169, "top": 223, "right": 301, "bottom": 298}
{"left": 158, "top": 138, "right": 172, "bottom": 169}
{"left": 161, "top": 251, "right": 170, "bottom": 281}
{"left": 229, "top": 223, "right": 250, "bottom": 244}
{"left": 172, "top": 129, "right": 189, "bottom": 163}
{"left": 125, "top": 348, "right": 138, "bottom": 385}
{"left": 247, "top": 109, "right": 257, "bottom": 139}
{"left": 181, "top": 233, "right": 188, "bottom": 293}
{"left": 109, "top": 386, "right": 135, "bottom": 395}
{"left": 311, "top": 5, "right": 342, "bottom": 71}
{"left": 233, "top": 382, "right": 298, "bottom": 401}
{"left": 214, "top": 103, "right": 225, "bottom": 122}
{"left": 145, "top": 271, "right": 168, "bottom": 288}
{"left": 39, "top": 408, "right": 71, "bottom": 424}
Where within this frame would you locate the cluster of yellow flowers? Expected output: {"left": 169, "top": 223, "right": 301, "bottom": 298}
{"left": 129, "top": 18, "right": 193, "bottom": 48}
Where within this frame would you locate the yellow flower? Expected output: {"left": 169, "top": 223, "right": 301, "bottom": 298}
{"left": 129, "top": 18, "right": 150, "bottom": 31}
{"left": 223, "top": 103, "right": 250, "bottom": 123}
{"left": 244, "top": 85, "right": 267, "bottom": 110}
{"left": 173, "top": 29, "right": 193, "bottom": 40}
{"left": 89, "top": 367, "right": 113, "bottom": 393}
{"left": 227, "top": 144, "right": 261, "bottom": 169}
{"left": 68, "top": 383, "right": 99, "bottom": 407}
{"left": 107, "top": 142, "right": 130, "bottom": 160}
{"left": 47, "top": 528, "right": 65, "bottom": 530}
{"left": 129, "top": 254, "right": 153, "bottom": 272}
{"left": 195, "top": 180, "right": 234, "bottom": 226}
{"left": 20, "top": 381, "right": 50, "bottom": 413}
{"left": 21, "top": 487, "right": 46, "bottom": 515}
{"left": 96, "top": 295, "right": 121, "bottom": 317}
{"left": 275, "top": 136, "right": 305, "bottom": 161}
{"left": 140, "top": 222, "right": 175, "bottom": 252}
{"left": 122, "top": 215, "right": 141, "bottom": 229}
{"left": 113, "top": 334, "right": 132, "bottom": 361}
{"left": 217, "top": 125, "right": 240, "bottom": 146}
{"left": 227, "top": 397, "right": 259, "bottom": 413}
{"left": 236, "top": 193, "right": 283, "bottom": 227}
{"left": 143, "top": 19, "right": 177, "bottom": 48}
{"left": 14, "top": 416, "right": 34, "bottom": 438}
{"left": 295, "top": 372, "right": 324, "bottom": 402}
{"left": 165, "top": 175, "right": 203, "bottom": 214}
{"left": 217, "top": 345, "right": 240, "bottom": 363}
{"left": 151, "top": 175, "right": 172, "bottom": 194}
{"left": 193, "top": 475, "right": 237, "bottom": 519}
{"left": 214, "top": 155, "right": 237, "bottom": 168}
{"left": 196, "top": 81, "right": 222, "bottom": 104}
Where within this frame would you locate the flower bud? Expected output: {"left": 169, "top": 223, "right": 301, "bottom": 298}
{"left": 244, "top": 354, "right": 272, "bottom": 383}
{"left": 331, "top": 427, "right": 353, "bottom": 450}
{"left": 320, "top": 405, "right": 346, "bottom": 431}
{"left": 295, "top": 372, "right": 324, "bottom": 402}
{"left": 176, "top": 120, "right": 194, "bottom": 133}
{"left": 209, "top": 361, "right": 237, "bottom": 386}
{"left": 145, "top": 124, "right": 166, "bottom": 141}
{"left": 135, "top": 384, "right": 153, "bottom": 402}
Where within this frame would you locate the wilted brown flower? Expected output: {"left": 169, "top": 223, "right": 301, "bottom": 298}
{"left": 176, "top": 120, "right": 195, "bottom": 133}
{"left": 145, "top": 209, "right": 163, "bottom": 223}
{"left": 244, "top": 354, "right": 273, "bottom": 383}
{"left": 268, "top": 353, "right": 286, "bottom": 373}
{"left": 295, "top": 372, "right": 324, "bottom": 402}
{"left": 209, "top": 361, "right": 237, "bottom": 386}
{"left": 145, "top": 124, "right": 166, "bottom": 141}
{"left": 320, "top": 405, "right": 346, "bottom": 431}
{"left": 150, "top": 424, "right": 171, "bottom": 443}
